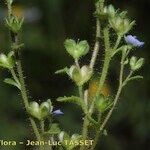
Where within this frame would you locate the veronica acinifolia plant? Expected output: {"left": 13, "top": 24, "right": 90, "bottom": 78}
{"left": 0, "top": 0, "right": 144, "bottom": 150}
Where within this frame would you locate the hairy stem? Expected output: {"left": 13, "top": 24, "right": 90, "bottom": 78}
{"left": 90, "top": 51, "right": 125, "bottom": 150}
{"left": 97, "top": 27, "right": 111, "bottom": 95}
{"left": 78, "top": 86, "right": 83, "bottom": 98}
{"left": 30, "top": 118, "right": 41, "bottom": 141}
{"left": 16, "top": 59, "right": 29, "bottom": 108}
{"left": 90, "top": 19, "right": 101, "bottom": 69}
{"left": 10, "top": 69, "right": 19, "bottom": 84}
{"left": 80, "top": 88, "right": 89, "bottom": 150}
{"left": 6, "top": 2, "right": 41, "bottom": 143}
{"left": 113, "top": 36, "right": 122, "bottom": 51}
{"left": 40, "top": 120, "right": 45, "bottom": 134}
{"left": 80, "top": 3, "right": 103, "bottom": 149}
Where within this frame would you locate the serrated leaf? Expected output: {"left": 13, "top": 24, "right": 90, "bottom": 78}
{"left": 57, "top": 96, "right": 87, "bottom": 113}
{"left": 4, "top": 78, "right": 21, "bottom": 90}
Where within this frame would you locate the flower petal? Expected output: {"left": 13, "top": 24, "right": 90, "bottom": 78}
{"left": 52, "top": 109, "right": 64, "bottom": 115}
{"left": 124, "top": 35, "right": 144, "bottom": 47}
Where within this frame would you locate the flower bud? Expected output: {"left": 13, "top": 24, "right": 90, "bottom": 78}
{"left": 94, "top": 94, "right": 111, "bottom": 113}
{"left": 5, "top": 15, "right": 24, "bottom": 34}
{"left": 28, "top": 102, "right": 41, "bottom": 120}
{"left": 68, "top": 65, "right": 92, "bottom": 86}
{"left": 6, "top": 0, "right": 13, "bottom": 5}
{"left": 97, "top": 5, "right": 116, "bottom": 21}
{"left": 130, "top": 56, "right": 144, "bottom": 71}
{"left": 40, "top": 100, "right": 52, "bottom": 119}
{"left": 107, "top": 5, "right": 116, "bottom": 18}
{"left": 28, "top": 99, "right": 52, "bottom": 120}
{"left": 0, "top": 52, "right": 14, "bottom": 69}
{"left": 64, "top": 39, "right": 89, "bottom": 60}
{"left": 109, "top": 16, "right": 135, "bottom": 36}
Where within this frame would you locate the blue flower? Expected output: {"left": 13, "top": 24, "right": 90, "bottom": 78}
{"left": 124, "top": 35, "right": 144, "bottom": 47}
{"left": 52, "top": 109, "right": 64, "bottom": 115}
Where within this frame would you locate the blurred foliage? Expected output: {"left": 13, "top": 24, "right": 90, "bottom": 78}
{"left": 0, "top": 0, "right": 150, "bottom": 150}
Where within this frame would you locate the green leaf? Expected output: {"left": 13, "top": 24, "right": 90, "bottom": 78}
{"left": 4, "top": 78, "right": 21, "bottom": 90}
{"left": 64, "top": 39, "right": 89, "bottom": 60}
{"left": 130, "top": 57, "right": 144, "bottom": 71}
{"left": 134, "top": 58, "right": 144, "bottom": 70}
{"left": 40, "top": 102, "right": 50, "bottom": 119}
{"left": 5, "top": 16, "right": 24, "bottom": 33}
{"left": 128, "top": 75, "right": 143, "bottom": 81}
{"left": 11, "top": 43, "right": 24, "bottom": 51}
{"left": 103, "top": 129, "right": 108, "bottom": 136}
{"left": 55, "top": 67, "right": 68, "bottom": 74}
{"left": 58, "top": 131, "right": 70, "bottom": 142}
{"left": 95, "top": 94, "right": 112, "bottom": 113}
{"left": 46, "top": 123, "right": 61, "bottom": 135}
{"left": 69, "top": 134, "right": 82, "bottom": 149}
{"left": 28, "top": 99, "right": 52, "bottom": 120}
{"left": 77, "top": 40, "right": 89, "bottom": 56}
{"left": 28, "top": 102, "right": 41, "bottom": 120}
{"left": 57, "top": 96, "right": 87, "bottom": 113}
{"left": 87, "top": 115, "right": 98, "bottom": 126}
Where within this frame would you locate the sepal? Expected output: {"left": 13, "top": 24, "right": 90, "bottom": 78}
{"left": 5, "top": 15, "right": 24, "bottom": 34}
{"left": 28, "top": 99, "right": 53, "bottom": 120}
{"left": 94, "top": 94, "right": 112, "bottom": 113}
{"left": 0, "top": 52, "right": 14, "bottom": 69}
{"left": 64, "top": 39, "right": 89, "bottom": 60}
{"left": 130, "top": 56, "right": 144, "bottom": 71}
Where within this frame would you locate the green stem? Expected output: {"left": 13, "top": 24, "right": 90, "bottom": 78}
{"left": 80, "top": 115, "right": 89, "bottom": 150}
{"left": 79, "top": 88, "right": 89, "bottom": 150}
{"left": 40, "top": 120, "right": 45, "bottom": 134}
{"left": 78, "top": 86, "right": 83, "bottom": 98}
{"left": 10, "top": 69, "right": 19, "bottom": 84}
{"left": 96, "top": 27, "right": 111, "bottom": 95}
{"left": 16, "top": 59, "right": 29, "bottom": 108}
{"left": 90, "top": 19, "right": 101, "bottom": 69}
{"left": 89, "top": 28, "right": 111, "bottom": 150}
{"left": 113, "top": 36, "right": 121, "bottom": 51}
{"left": 16, "top": 55, "right": 42, "bottom": 141}
{"left": 90, "top": 51, "right": 125, "bottom": 150}
{"left": 6, "top": 1, "right": 12, "bottom": 19}
{"left": 30, "top": 118, "right": 41, "bottom": 141}
{"left": 90, "top": 28, "right": 123, "bottom": 150}
{"left": 6, "top": 2, "right": 44, "bottom": 149}
{"left": 75, "top": 58, "right": 80, "bottom": 69}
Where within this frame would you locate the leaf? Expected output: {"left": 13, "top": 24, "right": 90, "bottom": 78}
{"left": 4, "top": 78, "right": 21, "bottom": 90}
{"left": 103, "top": 129, "right": 108, "bottom": 136}
{"left": 127, "top": 75, "right": 143, "bottom": 83}
{"left": 28, "top": 102, "right": 41, "bottom": 120}
{"left": 123, "top": 75, "right": 143, "bottom": 87}
{"left": 58, "top": 131, "right": 70, "bottom": 142}
{"left": 57, "top": 96, "right": 87, "bottom": 113}
{"left": 87, "top": 115, "right": 98, "bottom": 126}
{"left": 77, "top": 40, "right": 89, "bottom": 56}
{"left": 47, "top": 123, "right": 61, "bottom": 135}
{"left": 55, "top": 67, "right": 68, "bottom": 74}
{"left": 64, "top": 39, "right": 89, "bottom": 60}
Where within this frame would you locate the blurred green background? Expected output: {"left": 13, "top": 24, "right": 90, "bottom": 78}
{"left": 0, "top": 0, "right": 150, "bottom": 150}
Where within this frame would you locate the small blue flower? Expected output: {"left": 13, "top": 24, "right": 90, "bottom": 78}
{"left": 124, "top": 35, "right": 144, "bottom": 47}
{"left": 52, "top": 109, "right": 64, "bottom": 115}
